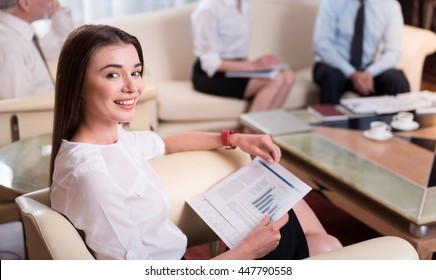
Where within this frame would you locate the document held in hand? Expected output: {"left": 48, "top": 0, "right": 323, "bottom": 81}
{"left": 187, "top": 157, "right": 312, "bottom": 248}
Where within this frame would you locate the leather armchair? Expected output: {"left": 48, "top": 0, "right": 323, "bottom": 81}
{"left": 15, "top": 149, "right": 419, "bottom": 260}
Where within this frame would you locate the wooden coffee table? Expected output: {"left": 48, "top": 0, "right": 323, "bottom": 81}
{"left": 269, "top": 111, "right": 436, "bottom": 259}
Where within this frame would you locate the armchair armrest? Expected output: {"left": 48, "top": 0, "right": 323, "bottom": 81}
{"left": 149, "top": 148, "right": 251, "bottom": 247}
{"left": 16, "top": 190, "right": 95, "bottom": 260}
{"left": 306, "top": 236, "right": 419, "bottom": 260}
{"left": 0, "top": 93, "right": 54, "bottom": 146}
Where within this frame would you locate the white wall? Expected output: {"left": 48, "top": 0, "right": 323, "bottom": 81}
{"left": 33, "top": 0, "right": 199, "bottom": 35}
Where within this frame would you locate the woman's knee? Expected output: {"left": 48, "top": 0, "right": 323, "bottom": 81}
{"left": 272, "top": 70, "right": 293, "bottom": 90}
{"left": 281, "top": 70, "right": 294, "bottom": 91}
{"left": 306, "top": 233, "right": 343, "bottom": 256}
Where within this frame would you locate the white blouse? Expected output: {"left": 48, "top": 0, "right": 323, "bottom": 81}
{"left": 191, "top": 0, "right": 250, "bottom": 77}
{"left": 50, "top": 127, "right": 187, "bottom": 260}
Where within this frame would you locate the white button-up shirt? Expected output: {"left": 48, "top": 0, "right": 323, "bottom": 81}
{"left": 51, "top": 128, "right": 188, "bottom": 260}
{"left": 0, "top": 8, "right": 74, "bottom": 100}
{"left": 191, "top": 0, "right": 250, "bottom": 77}
{"left": 312, "top": 0, "right": 404, "bottom": 78}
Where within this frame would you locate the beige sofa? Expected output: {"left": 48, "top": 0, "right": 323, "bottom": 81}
{"left": 100, "top": 0, "right": 436, "bottom": 135}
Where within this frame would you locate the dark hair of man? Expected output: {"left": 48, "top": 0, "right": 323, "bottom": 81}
{"left": 50, "top": 24, "right": 144, "bottom": 184}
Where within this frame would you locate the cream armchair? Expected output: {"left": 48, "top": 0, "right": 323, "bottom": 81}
{"left": 16, "top": 149, "right": 419, "bottom": 260}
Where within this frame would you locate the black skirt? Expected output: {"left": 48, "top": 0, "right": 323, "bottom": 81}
{"left": 222, "top": 208, "right": 309, "bottom": 260}
{"left": 257, "top": 208, "right": 309, "bottom": 260}
{"left": 191, "top": 58, "right": 249, "bottom": 100}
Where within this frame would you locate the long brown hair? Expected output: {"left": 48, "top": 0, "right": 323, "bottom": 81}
{"left": 50, "top": 24, "right": 144, "bottom": 185}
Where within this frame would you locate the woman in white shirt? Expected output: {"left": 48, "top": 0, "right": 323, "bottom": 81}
{"left": 50, "top": 24, "right": 341, "bottom": 260}
{"left": 191, "top": 0, "right": 294, "bottom": 112}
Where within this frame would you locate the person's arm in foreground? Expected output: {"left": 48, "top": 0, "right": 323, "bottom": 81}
{"left": 164, "top": 132, "right": 290, "bottom": 259}
{"left": 163, "top": 132, "right": 281, "bottom": 164}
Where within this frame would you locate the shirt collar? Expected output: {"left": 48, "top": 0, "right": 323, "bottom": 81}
{"left": 0, "top": 10, "right": 35, "bottom": 42}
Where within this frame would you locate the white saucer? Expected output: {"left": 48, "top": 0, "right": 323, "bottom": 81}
{"left": 390, "top": 120, "right": 419, "bottom": 131}
{"left": 363, "top": 130, "right": 393, "bottom": 141}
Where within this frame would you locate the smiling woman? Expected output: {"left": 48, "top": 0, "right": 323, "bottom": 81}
{"left": 79, "top": 43, "right": 144, "bottom": 138}
{"left": 48, "top": 24, "right": 341, "bottom": 260}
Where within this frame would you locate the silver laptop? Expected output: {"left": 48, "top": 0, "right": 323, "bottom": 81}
{"left": 240, "top": 109, "right": 312, "bottom": 136}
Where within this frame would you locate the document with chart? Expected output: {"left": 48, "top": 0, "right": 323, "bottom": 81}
{"left": 187, "top": 157, "right": 311, "bottom": 248}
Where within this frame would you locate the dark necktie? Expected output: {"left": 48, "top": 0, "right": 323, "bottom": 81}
{"left": 32, "top": 35, "right": 55, "bottom": 85}
{"left": 350, "top": 0, "right": 365, "bottom": 70}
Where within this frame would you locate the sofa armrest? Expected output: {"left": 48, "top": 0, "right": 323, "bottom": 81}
{"left": 400, "top": 25, "right": 436, "bottom": 92}
{"left": 306, "top": 236, "right": 419, "bottom": 260}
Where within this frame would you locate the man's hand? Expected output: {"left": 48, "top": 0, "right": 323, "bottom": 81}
{"left": 350, "top": 70, "right": 374, "bottom": 96}
{"left": 47, "top": 0, "right": 60, "bottom": 18}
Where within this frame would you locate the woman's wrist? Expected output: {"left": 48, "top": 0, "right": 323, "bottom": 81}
{"left": 221, "top": 129, "right": 239, "bottom": 149}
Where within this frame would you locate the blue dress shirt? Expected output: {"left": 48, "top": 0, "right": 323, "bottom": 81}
{"left": 312, "top": 0, "right": 404, "bottom": 78}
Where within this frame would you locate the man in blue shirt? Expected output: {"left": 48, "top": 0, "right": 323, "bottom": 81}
{"left": 312, "top": 0, "right": 410, "bottom": 104}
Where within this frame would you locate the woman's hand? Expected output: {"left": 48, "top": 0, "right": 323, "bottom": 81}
{"left": 230, "top": 133, "right": 281, "bottom": 164}
{"left": 253, "top": 54, "right": 281, "bottom": 69}
{"left": 219, "top": 213, "right": 289, "bottom": 260}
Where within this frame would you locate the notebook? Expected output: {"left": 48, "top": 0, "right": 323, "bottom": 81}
{"left": 307, "top": 104, "right": 349, "bottom": 121}
{"left": 240, "top": 109, "right": 312, "bottom": 136}
{"left": 225, "top": 64, "right": 289, "bottom": 79}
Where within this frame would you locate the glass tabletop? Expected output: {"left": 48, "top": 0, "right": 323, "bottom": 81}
{"left": 0, "top": 134, "right": 52, "bottom": 194}
{"left": 274, "top": 110, "right": 436, "bottom": 225}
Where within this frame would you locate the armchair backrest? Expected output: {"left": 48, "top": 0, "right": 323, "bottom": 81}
{"left": 15, "top": 188, "right": 95, "bottom": 260}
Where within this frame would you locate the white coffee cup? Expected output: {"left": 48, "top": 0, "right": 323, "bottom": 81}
{"left": 393, "top": 111, "right": 414, "bottom": 127}
{"left": 369, "top": 121, "right": 391, "bottom": 137}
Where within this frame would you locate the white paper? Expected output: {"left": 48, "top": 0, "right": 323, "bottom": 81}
{"left": 340, "top": 91, "right": 436, "bottom": 114}
{"left": 187, "top": 157, "right": 311, "bottom": 248}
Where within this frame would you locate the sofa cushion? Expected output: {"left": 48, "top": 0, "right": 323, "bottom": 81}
{"left": 157, "top": 81, "right": 247, "bottom": 121}
{"left": 283, "top": 67, "right": 320, "bottom": 109}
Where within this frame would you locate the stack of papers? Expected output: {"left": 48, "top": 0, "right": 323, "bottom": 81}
{"left": 187, "top": 157, "right": 311, "bottom": 248}
{"left": 225, "top": 63, "right": 288, "bottom": 79}
{"left": 340, "top": 91, "right": 436, "bottom": 115}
